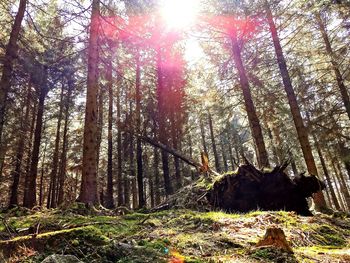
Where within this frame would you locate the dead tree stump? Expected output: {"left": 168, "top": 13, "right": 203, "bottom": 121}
{"left": 256, "top": 227, "right": 293, "bottom": 253}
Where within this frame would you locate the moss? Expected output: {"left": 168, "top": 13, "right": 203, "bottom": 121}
{"left": 310, "top": 225, "right": 346, "bottom": 247}
{"left": 250, "top": 247, "right": 297, "bottom": 263}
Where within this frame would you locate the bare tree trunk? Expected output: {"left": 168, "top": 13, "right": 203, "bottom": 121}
{"left": 105, "top": 59, "right": 114, "bottom": 209}
{"left": 334, "top": 158, "right": 350, "bottom": 209}
{"left": 0, "top": 0, "right": 27, "bottom": 147}
{"left": 220, "top": 135, "right": 228, "bottom": 172}
{"left": 208, "top": 111, "right": 221, "bottom": 172}
{"left": 130, "top": 133, "right": 137, "bottom": 209}
{"left": 199, "top": 117, "right": 208, "bottom": 156}
{"left": 23, "top": 68, "right": 48, "bottom": 208}
{"left": 9, "top": 83, "right": 31, "bottom": 207}
{"left": 314, "top": 140, "right": 340, "bottom": 210}
{"left": 57, "top": 78, "right": 73, "bottom": 205}
{"left": 315, "top": 12, "right": 350, "bottom": 120}
{"left": 39, "top": 140, "right": 48, "bottom": 207}
{"left": 170, "top": 110, "right": 182, "bottom": 190}
{"left": 135, "top": 52, "right": 145, "bottom": 208}
{"left": 265, "top": 2, "right": 327, "bottom": 211}
{"left": 48, "top": 83, "right": 64, "bottom": 208}
{"left": 230, "top": 33, "right": 269, "bottom": 168}
{"left": 117, "top": 79, "right": 124, "bottom": 207}
{"left": 156, "top": 48, "right": 173, "bottom": 196}
{"left": 78, "top": 0, "right": 100, "bottom": 206}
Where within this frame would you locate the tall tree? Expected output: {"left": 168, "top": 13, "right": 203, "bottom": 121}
{"left": 315, "top": 12, "right": 350, "bottom": 121}
{"left": 135, "top": 51, "right": 145, "bottom": 208}
{"left": 0, "top": 0, "right": 27, "bottom": 148}
{"left": 78, "top": 0, "right": 100, "bottom": 206}
{"left": 105, "top": 58, "right": 114, "bottom": 209}
{"left": 265, "top": 1, "right": 327, "bottom": 211}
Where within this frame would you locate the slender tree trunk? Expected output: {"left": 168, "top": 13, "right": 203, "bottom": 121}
{"left": 227, "top": 139, "right": 236, "bottom": 171}
{"left": 156, "top": 48, "right": 173, "bottom": 196}
{"left": 48, "top": 83, "right": 64, "bottom": 208}
{"left": 78, "top": 0, "right": 100, "bottom": 205}
{"left": 315, "top": 12, "right": 350, "bottom": 120}
{"left": 334, "top": 158, "right": 350, "bottom": 208}
{"left": 0, "top": 0, "right": 27, "bottom": 147}
{"left": 265, "top": 2, "right": 327, "bottom": 211}
{"left": 332, "top": 160, "right": 350, "bottom": 210}
{"left": 314, "top": 140, "right": 340, "bottom": 210}
{"left": 208, "top": 111, "right": 221, "bottom": 171}
{"left": 57, "top": 78, "right": 73, "bottom": 205}
{"left": 199, "top": 117, "right": 208, "bottom": 156}
{"left": 130, "top": 133, "right": 137, "bottom": 209}
{"left": 117, "top": 78, "right": 124, "bottom": 207}
{"left": 96, "top": 80, "right": 104, "bottom": 205}
{"left": 23, "top": 68, "right": 48, "bottom": 208}
{"left": 230, "top": 33, "right": 269, "bottom": 168}
{"left": 170, "top": 111, "right": 182, "bottom": 190}
{"left": 105, "top": 59, "right": 114, "bottom": 209}
{"left": 220, "top": 135, "right": 228, "bottom": 172}
{"left": 39, "top": 140, "right": 48, "bottom": 207}
{"left": 135, "top": 52, "right": 145, "bottom": 208}
{"left": 9, "top": 83, "right": 31, "bottom": 207}
{"left": 23, "top": 100, "right": 38, "bottom": 205}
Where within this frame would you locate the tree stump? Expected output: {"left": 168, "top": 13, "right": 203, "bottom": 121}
{"left": 256, "top": 227, "right": 293, "bottom": 253}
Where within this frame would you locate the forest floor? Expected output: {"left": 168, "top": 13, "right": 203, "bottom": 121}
{"left": 0, "top": 205, "right": 349, "bottom": 263}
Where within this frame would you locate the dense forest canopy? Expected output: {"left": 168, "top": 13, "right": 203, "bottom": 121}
{"left": 0, "top": 0, "right": 349, "bottom": 214}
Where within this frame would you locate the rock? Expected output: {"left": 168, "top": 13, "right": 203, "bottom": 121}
{"left": 256, "top": 227, "right": 293, "bottom": 253}
{"left": 41, "top": 254, "right": 84, "bottom": 263}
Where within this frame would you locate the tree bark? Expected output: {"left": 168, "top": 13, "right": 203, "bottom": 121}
{"left": 57, "top": 78, "right": 73, "bottom": 205}
{"left": 230, "top": 33, "right": 269, "bottom": 168}
{"left": 313, "top": 139, "right": 340, "bottom": 210}
{"left": 156, "top": 48, "right": 173, "bottom": 196}
{"left": 265, "top": 2, "right": 327, "bottom": 211}
{"left": 78, "top": 0, "right": 100, "bottom": 205}
{"left": 135, "top": 52, "right": 145, "bottom": 208}
{"left": 23, "top": 67, "right": 48, "bottom": 208}
{"left": 39, "top": 139, "right": 48, "bottom": 207}
{"left": 105, "top": 59, "right": 114, "bottom": 209}
{"left": 48, "top": 83, "right": 64, "bottom": 208}
{"left": 199, "top": 117, "right": 208, "bottom": 156}
{"left": 9, "top": 83, "right": 31, "bottom": 207}
{"left": 117, "top": 75, "right": 124, "bottom": 206}
{"left": 208, "top": 111, "right": 220, "bottom": 172}
{"left": 0, "top": 0, "right": 27, "bottom": 147}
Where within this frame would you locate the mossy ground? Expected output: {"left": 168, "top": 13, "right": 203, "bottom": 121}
{"left": 0, "top": 206, "right": 349, "bottom": 262}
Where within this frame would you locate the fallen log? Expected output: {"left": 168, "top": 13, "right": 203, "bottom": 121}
{"left": 153, "top": 161, "right": 325, "bottom": 216}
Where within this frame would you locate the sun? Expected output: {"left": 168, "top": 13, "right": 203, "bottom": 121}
{"left": 160, "top": 0, "right": 200, "bottom": 29}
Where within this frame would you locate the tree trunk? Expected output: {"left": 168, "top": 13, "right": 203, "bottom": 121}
{"left": 48, "top": 83, "right": 64, "bottom": 208}
{"left": 265, "top": 2, "right": 327, "bottom": 211}
{"left": 0, "top": 0, "right": 27, "bottom": 147}
{"left": 57, "top": 78, "right": 73, "bottom": 205}
{"left": 315, "top": 12, "right": 350, "bottom": 121}
{"left": 208, "top": 111, "right": 220, "bottom": 172}
{"left": 199, "top": 117, "right": 208, "bottom": 156}
{"left": 9, "top": 83, "right": 31, "bottom": 207}
{"left": 23, "top": 68, "right": 48, "bottom": 208}
{"left": 39, "top": 140, "right": 48, "bottom": 207}
{"left": 116, "top": 77, "right": 124, "bottom": 207}
{"left": 105, "top": 59, "right": 114, "bottom": 209}
{"left": 170, "top": 110, "right": 182, "bottom": 190}
{"left": 334, "top": 158, "right": 350, "bottom": 208}
{"left": 78, "top": 0, "right": 100, "bottom": 206}
{"left": 135, "top": 52, "right": 145, "bottom": 208}
{"left": 220, "top": 135, "right": 228, "bottom": 172}
{"left": 156, "top": 48, "right": 173, "bottom": 196}
{"left": 314, "top": 140, "right": 340, "bottom": 210}
{"left": 230, "top": 33, "right": 269, "bottom": 168}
